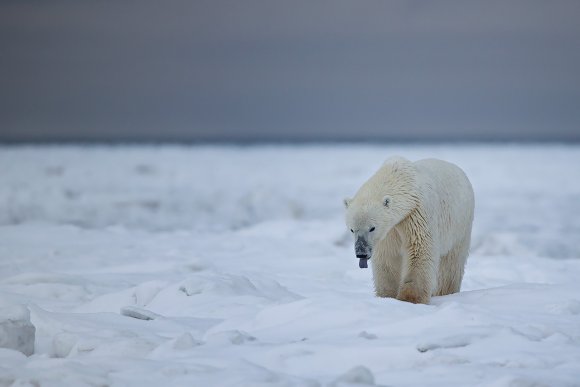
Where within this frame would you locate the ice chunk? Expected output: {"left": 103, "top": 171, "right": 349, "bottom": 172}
{"left": 330, "top": 366, "right": 376, "bottom": 386}
{"left": 358, "top": 331, "right": 378, "bottom": 340}
{"left": 52, "top": 332, "right": 78, "bottom": 358}
{"left": 206, "top": 330, "right": 257, "bottom": 345}
{"left": 0, "top": 305, "right": 35, "bottom": 356}
{"left": 120, "top": 305, "right": 163, "bottom": 321}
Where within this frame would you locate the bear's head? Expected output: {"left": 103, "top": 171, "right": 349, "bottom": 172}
{"left": 344, "top": 157, "right": 418, "bottom": 268}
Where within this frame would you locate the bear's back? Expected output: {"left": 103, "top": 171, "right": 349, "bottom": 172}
{"left": 413, "top": 158, "right": 475, "bottom": 243}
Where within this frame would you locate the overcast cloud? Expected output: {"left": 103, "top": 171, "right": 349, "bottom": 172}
{"left": 1, "top": 0, "right": 579, "bottom": 142}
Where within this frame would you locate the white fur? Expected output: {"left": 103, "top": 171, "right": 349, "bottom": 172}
{"left": 344, "top": 156, "right": 475, "bottom": 304}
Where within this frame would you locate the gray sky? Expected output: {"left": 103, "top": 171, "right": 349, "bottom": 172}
{"left": 1, "top": 0, "right": 580, "bottom": 142}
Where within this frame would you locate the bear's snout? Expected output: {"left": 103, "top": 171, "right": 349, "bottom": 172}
{"left": 355, "top": 237, "right": 371, "bottom": 259}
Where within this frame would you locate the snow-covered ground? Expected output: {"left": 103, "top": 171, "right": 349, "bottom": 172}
{"left": 1, "top": 144, "right": 580, "bottom": 386}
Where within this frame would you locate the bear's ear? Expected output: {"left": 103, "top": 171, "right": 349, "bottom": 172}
{"left": 343, "top": 198, "right": 352, "bottom": 209}
{"left": 382, "top": 195, "right": 391, "bottom": 207}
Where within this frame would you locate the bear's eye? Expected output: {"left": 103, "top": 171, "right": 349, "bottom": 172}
{"left": 350, "top": 229, "right": 354, "bottom": 233}
{"left": 369, "top": 227, "right": 375, "bottom": 232}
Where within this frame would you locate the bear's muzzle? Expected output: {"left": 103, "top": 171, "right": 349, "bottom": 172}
{"left": 355, "top": 237, "right": 371, "bottom": 269}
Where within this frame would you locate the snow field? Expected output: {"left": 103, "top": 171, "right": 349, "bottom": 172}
{"left": 0, "top": 145, "right": 580, "bottom": 386}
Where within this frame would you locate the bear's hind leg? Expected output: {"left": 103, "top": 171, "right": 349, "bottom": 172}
{"left": 436, "top": 238, "right": 469, "bottom": 296}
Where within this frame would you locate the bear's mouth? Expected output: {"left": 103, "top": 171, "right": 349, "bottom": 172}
{"left": 358, "top": 258, "right": 369, "bottom": 269}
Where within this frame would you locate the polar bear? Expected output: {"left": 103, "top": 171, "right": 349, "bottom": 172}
{"left": 344, "top": 156, "right": 474, "bottom": 304}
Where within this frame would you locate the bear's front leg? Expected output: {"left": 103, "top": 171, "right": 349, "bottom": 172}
{"left": 396, "top": 211, "right": 437, "bottom": 304}
{"left": 398, "top": 276, "right": 432, "bottom": 304}
{"left": 372, "top": 259, "right": 399, "bottom": 298}
{"left": 371, "top": 236, "right": 402, "bottom": 299}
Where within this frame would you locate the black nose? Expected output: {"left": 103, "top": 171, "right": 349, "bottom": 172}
{"left": 356, "top": 254, "right": 368, "bottom": 259}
